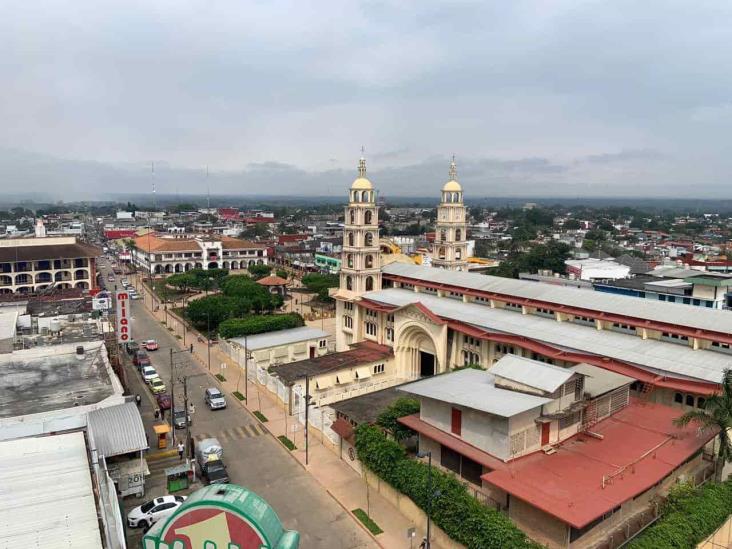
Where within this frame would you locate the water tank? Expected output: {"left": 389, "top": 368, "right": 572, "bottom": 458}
{"left": 50, "top": 319, "right": 61, "bottom": 333}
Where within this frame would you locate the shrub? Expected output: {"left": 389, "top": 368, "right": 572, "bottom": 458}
{"left": 627, "top": 480, "right": 732, "bottom": 548}
{"left": 376, "top": 397, "right": 420, "bottom": 441}
{"left": 355, "top": 425, "right": 540, "bottom": 549}
{"left": 215, "top": 373, "right": 226, "bottom": 382}
{"left": 254, "top": 411, "right": 268, "bottom": 422}
{"left": 233, "top": 391, "right": 246, "bottom": 401}
{"left": 248, "top": 264, "right": 272, "bottom": 279}
{"left": 218, "top": 313, "right": 304, "bottom": 339}
{"left": 276, "top": 269, "right": 288, "bottom": 280}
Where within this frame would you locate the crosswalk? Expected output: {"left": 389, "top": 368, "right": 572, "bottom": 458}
{"left": 193, "top": 423, "right": 268, "bottom": 443}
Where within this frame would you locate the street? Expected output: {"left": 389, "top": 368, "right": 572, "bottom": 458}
{"left": 105, "top": 264, "right": 376, "bottom": 549}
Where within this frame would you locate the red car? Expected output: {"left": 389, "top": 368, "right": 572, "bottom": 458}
{"left": 143, "top": 340, "right": 159, "bottom": 351}
{"left": 133, "top": 350, "right": 151, "bottom": 367}
{"left": 156, "top": 393, "right": 172, "bottom": 410}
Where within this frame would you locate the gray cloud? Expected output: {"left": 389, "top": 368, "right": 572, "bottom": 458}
{"left": 1, "top": 1, "right": 732, "bottom": 197}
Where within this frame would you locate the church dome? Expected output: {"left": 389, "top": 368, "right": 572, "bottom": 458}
{"left": 442, "top": 180, "right": 462, "bottom": 192}
{"left": 351, "top": 177, "right": 373, "bottom": 190}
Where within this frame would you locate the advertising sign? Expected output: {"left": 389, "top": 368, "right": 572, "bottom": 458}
{"left": 92, "top": 297, "right": 112, "bottom": 311}
{"left": 115, "top": 290, "right": 131, "bottom": 343}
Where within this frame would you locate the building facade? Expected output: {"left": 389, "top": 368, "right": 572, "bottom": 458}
{"left": 129, "top": 234, "right": 267, "bottom": 275}
{"left": 0, "top": 237, "right": 100, "bottom": 294}
{"left": 431, "top": 158, "right": 468, "bottom": 271}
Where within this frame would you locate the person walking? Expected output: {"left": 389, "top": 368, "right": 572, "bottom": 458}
{"left": 177, "top": 440, "right": 185, "bottom": 461}
{"left": 135, "top": 394, "right": 141, "bottom": 407}
{"left": 154, "top": 408, "right": 160, "bottom": 421}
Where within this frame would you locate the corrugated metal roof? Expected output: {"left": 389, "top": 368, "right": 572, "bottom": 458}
{"left": 364, "top": 288, "right": 730, "bottom": 384}
{"left": 229, "top": 326, "right": 328, "bottom": 351}
{"left": 382, "top": 262, "right": 732, "bottom": 334}
{"left": 569, "top": 363, "right": 634, "bottom": 397}
{"left": 490, "top": 355, "right": 573, "bottom": 393}
{"left": 0, "top": 431, "right": 103, "bottom": 548}
{"left": 88, "top": 401, "right": 147, "bottom": 457}
{"left": 398, "top": 369, "right": 551, "bottom": 417}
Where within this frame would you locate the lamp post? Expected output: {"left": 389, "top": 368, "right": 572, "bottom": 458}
{"left": 417, "top": 450, "right": 433, "bottom": 549}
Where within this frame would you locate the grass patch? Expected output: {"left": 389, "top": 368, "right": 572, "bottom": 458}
{"left": 175, "top": 335, "right": 182, "bottom": 339}
{"left": 278, "top": 435, "right": 296, "bottom": 450}
{"left": 215, "top": 373, "right": 226, "bottom": 382}
{"left": 168, "top": 327, "right": 174, "bottom": 332}
{"left": 151, "top": 280, "right": 188, "bottom": 302}
{"left": 253, "top": 410, "right": 268, "bottom": 422}
{"left": 352, "top": 509, "right": 383, "bottom": 535}
{"left": 233, "top": 391, "right": 246, "bottom": 401}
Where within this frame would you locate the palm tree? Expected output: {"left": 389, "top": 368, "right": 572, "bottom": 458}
{"left": 673, "top": 368, "right": 732, "bottom": 483}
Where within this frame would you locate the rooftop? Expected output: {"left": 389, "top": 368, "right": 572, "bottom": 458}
{"left": 88, "top": 401, "right": 147, "bottom": 457}
{"left": 271, "top": 341, "right": 393, "bottom": 384}
{"left": 0, "top": 239, "right": 100, "bottom": 262}
{"left": 382, "top": 262, "right": 732, "bottom": 336}
{"left": 257, "top": 274, "right": 289, "bottom": 286}
{"left": 0, "top": 341, "right": 116, "bottom": 419}
{"left": 568, "top": 363, "right": 634, "bottom": 397}
{"left": 229, "top": 326, "right": 328, "bottom": 351}
{"left": 482, "top": 398, "right": 716, "bottom": 528}
{"left": 330, "top": 384, "right": 410, "bottom": 425}
{"left": 0, "top": 431, "right": 103, "bottom": 548}
{"left": 363, "top": 288, "right": 728, "bottom": 384}
{"left": 489, "top": 355, "right": 574, "bottom": 394}
{"left": 399, "top": 369, "right": 551, "bottom": 417}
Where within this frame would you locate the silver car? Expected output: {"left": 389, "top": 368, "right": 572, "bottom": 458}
{"left": 204, "top": 387, "right": 226, "bottom": 410}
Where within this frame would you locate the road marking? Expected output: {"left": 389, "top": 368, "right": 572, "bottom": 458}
{"left": 192, "top": 424, "right": 264, "bottom": 443}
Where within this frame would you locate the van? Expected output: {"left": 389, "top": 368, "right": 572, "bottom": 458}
{"left": 204, "top": 388, "right": 227, "bottom": 410}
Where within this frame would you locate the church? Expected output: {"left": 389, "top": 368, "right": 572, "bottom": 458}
{"left": 318, "top": 154, "right": 728, "bottom": 547}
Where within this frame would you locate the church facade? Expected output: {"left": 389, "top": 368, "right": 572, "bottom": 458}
{"left": 334, "top": 155, "right": 727, "bottom": 405}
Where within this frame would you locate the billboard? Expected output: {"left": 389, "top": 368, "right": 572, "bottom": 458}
{"left": 115, "top": 290, "right": 131, "bottom": 343}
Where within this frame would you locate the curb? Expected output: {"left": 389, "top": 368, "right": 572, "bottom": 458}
{"left": 147, "top": 449, "right": 178, "bottom": 461}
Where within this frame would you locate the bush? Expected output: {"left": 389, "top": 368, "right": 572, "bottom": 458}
{"left": 278, "top": 435, "right": 296, "bottom": 450}
{"left": 254, "top": 411, "right": 268, "bottom": 422}
{"left": 376, "top": 397, "right": 420, "bottom": 441}
{"left": 215, "top": 373, "right": 226, "bottom": 382}
{"left": 627, "top": 480, "right": 732, "bottom": 548}
{"left": 248, "top": 264, "right": 272, "bottom": 279}
{"left": 352, "top": 508, "right": 383, "bottom": 535}
{"left": 276, "top": 269, "right": 288, "bottom": 280}
{"left": 355, "top": 425, "right": 540, "bottom": 549}
{"left": 233, "top": 391, "right": 245, "bottom": 401}
{"left": 220, "top": 275, "right": 279, "bottom": 312}
{"left": 218, "top": 313, "right": 304, "bottom": 339}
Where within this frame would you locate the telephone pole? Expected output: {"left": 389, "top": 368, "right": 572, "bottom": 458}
{"left": 169, "top": 348, "right": 175, "bottom": 431}
{"left": 183, "top": 375, "right": 192, "bottom": 461}
{"left": 305, "top": 374, "right": 311, "bottom": 466}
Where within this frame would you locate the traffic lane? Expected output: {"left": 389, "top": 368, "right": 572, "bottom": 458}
{"left": 221, "top": 429, "right": 375, "bottom": 549}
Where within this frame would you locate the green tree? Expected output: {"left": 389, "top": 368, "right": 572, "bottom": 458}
{"left": 563, "top": 219, "right": 581, "bottom": 230}
{"left": 301, "top": 273, "right": 339, "bottom": 303}
{"left": 673, "top": 369, "right": 732, "bottom": 483}
{"left": 186, "top": 295, "right": 239, "bottom": 331}
{"left": 241, "top": 223, "right": 269, "bottom": 239}
{"left": 275, "top": 269, "right": 288, "bottom": 280}
{"left": 376, "top": 397, "right": 420, "bottom": 441}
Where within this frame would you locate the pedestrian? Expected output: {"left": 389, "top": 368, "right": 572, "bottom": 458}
{"left": 177, "top": 440, "right": 185, "bottom": 461}
{"left": 188, "top": 402, "right": 195, "bottom": 415}
{"left": 135, "top": 394, "right": 141, "bottom": 407}
{"left": 160, "top": 407, "right": 165, "bottom": 420}
{"left": 419, "top": 538, "right": 427, "bottom": 549}
{"left": 154, "top": 408, "right": 160, "bottom": 421}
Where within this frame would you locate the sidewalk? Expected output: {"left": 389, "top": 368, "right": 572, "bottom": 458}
{"left": 132, "top": 273, "right": 442, "bottom": 549}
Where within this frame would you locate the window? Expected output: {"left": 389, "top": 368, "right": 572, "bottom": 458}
{"left": 373, "top": 363, "right": 385, "bottom": 374}
{"left": 344, "top": 316, "right": 353, "bottom": 329}
{"left": 438, "top": 247, "right": 446, "bottom": 260}
{"left": 674, "top": 392, "right": 683, "bottom": 404}
{"left": 347, "top": 254, "right": 354, "bottom": 268}
{"left": 365, "top": 210, "right": 373, "bottom": 225}
{"left": 440, "top": 229, "right": 446, "bottom": 242}
{"left": 455, "top": 228, "right": 462, "bottom": 241}
{"left": 344, "top": 301, "right": 354, "bottom": 311}
{"left": 349, "top": 210, "right": 355, "bottom": 224}
{"left": 697, "top": 397, "right": 706, "bottom": 409}
{"left": 348, "top": 232, "right": 354, "bottom": 247}
{"left": 685, "top": 394, "right": 695, "bottom": 407}
{"left": 365, "top": 322, "right": 377, "bottom": 336}
{"left": 451, "top": 407, "right": 462, "bottom": 436}
{"left": 319, "top": 339, "right": 326, "bottom": 348}
{"left": 346, "top": 276, "right": 353, "bottom": 291}
{"left": 386, "top": 328, "right": 394, "bottom": 342}
{"left": 365, "top": 276, "right": 374, "bottom": 292}
{"left": 365, "top": 232, "right": 374, "bottom": 246}
{"left": 365, "top": 255, "right": 373, "bottom": 269}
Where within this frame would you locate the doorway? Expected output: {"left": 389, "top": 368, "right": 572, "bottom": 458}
{"left": 420, "top": 351, "right": 435, "bottom": 377}
{"left": 541, "top": 422, "right": 550, "bottom": 446}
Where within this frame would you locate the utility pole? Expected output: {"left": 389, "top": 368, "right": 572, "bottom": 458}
{"left": 305, "top": 374, "right": 311, "bottom": 466}
{"left": 169, "top": 348, "right": 175, "bottom": 431}
{"left": 244, "top": 334, "right": 249, "bottom": 401}
{"left": 183, "top": 375, "right": 192, "bottom": 462}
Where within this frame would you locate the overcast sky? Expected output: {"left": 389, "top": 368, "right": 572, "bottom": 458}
{"left": 2, "top": 0, "right": 732, "bottom": 198}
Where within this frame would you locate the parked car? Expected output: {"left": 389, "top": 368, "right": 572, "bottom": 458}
{"left": 121, "top": 278, "right": 129, "bottom": 285}
{"left": 173, "top": 407, "right": 191, "bottom": 429}
{"left": 204, "top": 387, "right": 227, "bottom": 410}
{"left": 130, "top": 292, "right": 142, "bottom": 300}
{"left": 149, "top": 377, "right": 166, "bottom": 395}
{"left": 141, "top": 366, "right": 159, "bottom": 383}
{"left": 127, "top": 495, "right": 186, "bottom": 529}
{"left": 195, "top": 438, "right": 229, "bottom": 485}
{"left": 156, "top": 393, "right": 172, "bottom": 410}
{"left": 134, "top": 350, "right": 151, "bottom": 367}
{"left": 126, "top": 341, "right": 140, "bottom": 355}
{"left": 143, "top": 340, "right": 159, "bottom": 351}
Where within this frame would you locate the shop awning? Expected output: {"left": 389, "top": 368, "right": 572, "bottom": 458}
{"left": 336, "top": 370, "right": 354, "bottom": 384}
{"left": 355, "top": 367, "right": 372, "bottom": 380}
{"left": 315, "top": 375, "right": 334, "bottom": 390}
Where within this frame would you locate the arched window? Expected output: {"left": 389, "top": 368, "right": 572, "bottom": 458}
{"left": 456, "top": 248, "right": 462, "bottom": 260}
{"left": 365, "top": 276, "right": 374, "bottom": 292}
{"left": 455, "top": 228, "right": 462, "bottom": 241}
{"left": 360, "top": 190, "right": 367, "bottom": 203}
{"left": 346, "top": 276, "right": 353, "bottom": 291}
{"left": 365, "top": 255, "right": 373, "bottom": 268}
{"left": 440, "top": 229, "right": 446, "bottom": 242}
{"left": 438, "top": 247, "right": 446, "bottom": 260}
{"left": 347, "top": 254, "right": 354, "bottom": 268}
{"left": 365, "top": 232, "right": 373, "bottom": 246}
{"left": 348, "top": 232, "right": 354, "bottom": 247}
{"left": 365, "top": 210, "right": 373, "bottom": 225}
{"left": 350, "top": 210, "right": 355, "bottom": 224}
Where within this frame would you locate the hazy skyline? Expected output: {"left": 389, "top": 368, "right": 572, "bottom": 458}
{"left": 3, "top": 1, "right": 732, "bottom": 197}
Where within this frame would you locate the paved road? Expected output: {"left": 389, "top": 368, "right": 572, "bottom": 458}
{"left": 104, "top": 265, "right": 375, "bottom": 549}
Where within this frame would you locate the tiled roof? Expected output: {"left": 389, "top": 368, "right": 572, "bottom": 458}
{"left": 0, "top": 241, "right": 101, "bottom": 262}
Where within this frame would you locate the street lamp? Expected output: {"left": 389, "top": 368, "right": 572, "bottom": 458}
{"left": 416, "top": 450, "right": 433, "bottom": 549}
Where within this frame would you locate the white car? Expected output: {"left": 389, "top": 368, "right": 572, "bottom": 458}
{"left": 141, "top": 366, "right": 159, "bottom": 383}
{"left": 127, "top": 495, "right": 186, "bottom": 529}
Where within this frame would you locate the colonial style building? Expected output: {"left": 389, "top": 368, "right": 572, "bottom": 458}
{"left": 0, "top": 236, "right": 100, "bottom": 294}
{"left": 129, "top": 234, "right": 268, "bottom": 275}
{"left": 325, "top": 157, "right": 729, "bottom": 548}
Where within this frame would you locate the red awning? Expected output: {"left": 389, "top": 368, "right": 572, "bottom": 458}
{"left": 331, "top": 418, "right": 354, "bottom": 442}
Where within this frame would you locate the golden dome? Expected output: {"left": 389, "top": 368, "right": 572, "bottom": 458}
{"left": 442, "top": 180, "right": 462, "bottom": 192}
{"left": 351, "top": 177, "right": 373, "bottom": 190}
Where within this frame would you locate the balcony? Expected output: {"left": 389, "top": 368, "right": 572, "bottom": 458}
{"left": 15, "top": 262, "right": 32, "bottom": 273}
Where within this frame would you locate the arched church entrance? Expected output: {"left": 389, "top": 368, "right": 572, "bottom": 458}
{"left": 395, "top": 323, "right": 439, "bottom": 379}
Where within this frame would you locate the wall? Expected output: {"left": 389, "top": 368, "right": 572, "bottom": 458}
{"left": 509, "top": 497, "right": 568, "bottom": 548}
{"left": 421, "top": 397, "right": 510, "bottom": 460}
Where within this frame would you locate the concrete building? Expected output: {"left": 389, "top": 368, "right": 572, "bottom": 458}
{"left": 565, "top": 258, "right": 631, "bottom": 281}
{"left": 0, "top": 236, "right": 100, "bottom": 294}
{"left": 129, "top": 233, "right": 268, "bottom": 275}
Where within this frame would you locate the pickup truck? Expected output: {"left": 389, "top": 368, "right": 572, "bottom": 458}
{"left": 199, "top": 457, "right": 230, "bottom": 485}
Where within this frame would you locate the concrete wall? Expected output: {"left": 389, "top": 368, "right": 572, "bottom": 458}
{"left": 421, "top": 397, "right": 510, "bottom": 460}
{"left": 509, "top": 497, "right": 568, "bottom": 548}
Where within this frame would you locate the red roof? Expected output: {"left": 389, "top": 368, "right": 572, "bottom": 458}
{"left": 104, "top": 229, "right": 137, "bottom": 239}
{"left": 257, "top": 275, "right": 288, "bottom": 286}
{"left": 278, "top": 234, "right": 309, "bottom": 244}
{"left": 482, "top": 398, "right": 716, "bottom": 528}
